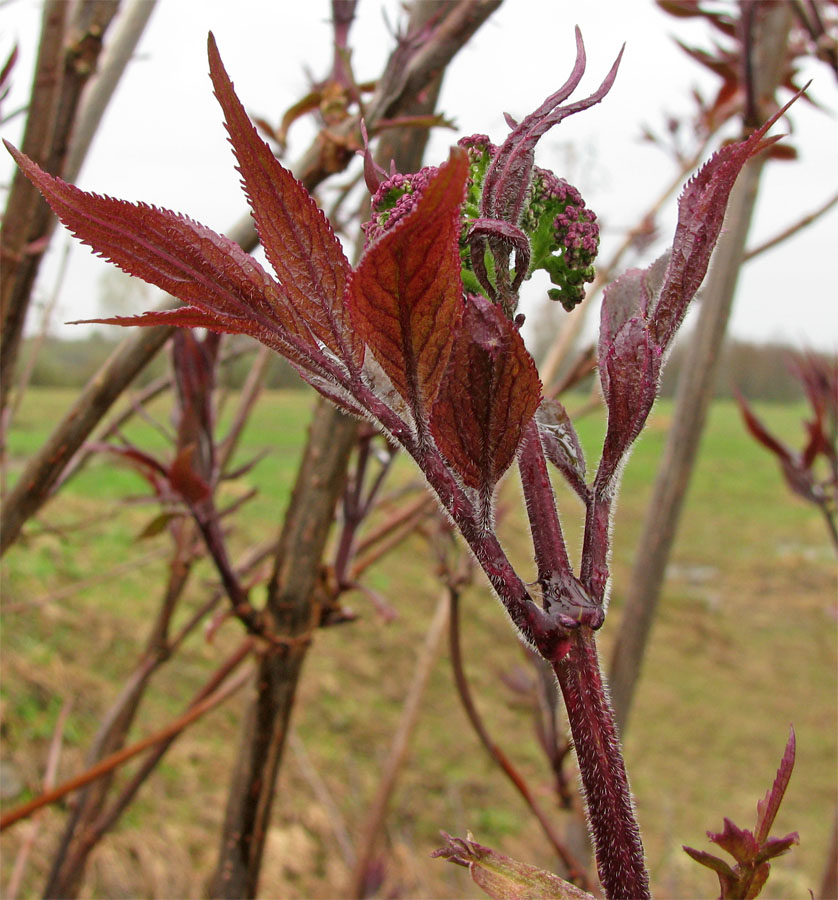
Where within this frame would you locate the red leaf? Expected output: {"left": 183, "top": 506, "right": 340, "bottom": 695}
{"left": 80, "top": 308, "right": 336, "bottom": 387}
{"left": 207, "top": 34, "right": 362, "bottom": 370}
{"left": 5, "top": 142, "right": 290, "bottom": 331}
{"left": 734, "top": 390, "right": 793, "bottom": 464}
{"left": 348, "top": 148, "right": 469, "bottom": 434}
{"left": 648, "top": 91, "right": 802, "bottom": 351}
{"left": 753, "top": 832, "right": 800, "bottom": 865}
{"left": 595, "top": 93, "right": 801, "bottom": 493}
{"left": 598, "top": 254, "right": 668, "bottom": 374}
{"left": 596, "top": 316, "right": 662, "bottom": 493}
{"left": 765, "top": 143, "right": 798, "bottom": 161}
{"left": 430, "top": 296, "right": 541, "bottom": 494}
{"left": 6, "top": 142, "right": 347, "bottom": 394}
{"left": 169, "top": 445, "right": 211, "bottom": 503}
{"left": 734, "top": 389, "right": 818, "bottom": 503}
{"left": 89, "top": 443, "right": 169, "bottom": 497}
{"left": 682, "top": 845, "right": 738, "bottom": 879}
{"left": 708, "top": 817, "right": 760, "bottom": 865}
{"left": 755, "top": 726, "right": 796, "bottom": 844}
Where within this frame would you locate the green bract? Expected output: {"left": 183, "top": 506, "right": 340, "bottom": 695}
{"left": 366, "top": 135, "right": 600, "bottom": 312}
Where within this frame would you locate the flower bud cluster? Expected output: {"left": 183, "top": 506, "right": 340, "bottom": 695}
{"left": 363, "top": 168, "right": 439, "bottom": 242}
{"left": 525, "top": 166, "right": 599, "bottom": 311}
{"left": 363, "top": 135, "right": 599, "bottom": 312}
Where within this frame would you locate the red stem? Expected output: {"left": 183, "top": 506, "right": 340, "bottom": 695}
{"left": 518, "top": 419, "right": 572, "bottom": 582}
{"left": 552, "top": 628, "right": 649, "bottom": 900}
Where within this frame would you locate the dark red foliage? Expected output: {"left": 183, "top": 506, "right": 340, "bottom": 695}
{"left": 6, "top": 30, "right": 799, "bottom": 900}
{"left": 683, "top": 729, "right": 799, "bottom": 900}
{"left": 736, "top": 352, "right": 838, "bottom": 542}
{"left": 208, "top": 35, "right": 363, "bottom": 371}
{"left": 430, "top": 295, "right": 541, "bottom": 497}
{"left": 348, "top": 150, "right": 468, "bottom": 433}
{"left": 595, "top": 91, "right": 798, "bottom": 501}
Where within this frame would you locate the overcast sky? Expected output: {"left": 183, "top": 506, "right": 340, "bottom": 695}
{"left": 2, "top": 0, "right": 836, "bottom": 353}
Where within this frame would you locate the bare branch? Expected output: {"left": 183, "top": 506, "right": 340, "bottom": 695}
{"left": 448, "top": 588, "right": 592, "bottom": 889}
{"left": 0, "top": 654, "right": 254, "bottom": 831}
{"left": 347, "top": 588, "right": 450, "bottom": 899}
{"left": 744, "top": 190, "right": 838, "bottom": 260}
{"left": 0, "top": 1, "right": 120, "bottom": 413}
{"left": 4, "top": 699, "right": 72, "bottom": 898}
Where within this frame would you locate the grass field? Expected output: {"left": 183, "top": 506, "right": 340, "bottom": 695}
{"left": 1, "top": 387, "right": 835, "bottom": 899}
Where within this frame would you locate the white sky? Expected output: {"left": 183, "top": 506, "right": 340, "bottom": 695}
{"left": 2, "top": 0, "right": 836, "bottom": 352}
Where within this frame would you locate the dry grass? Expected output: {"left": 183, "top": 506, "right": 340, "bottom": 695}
{"left": 1, "top": 389, "right": 835, "bottom": 899}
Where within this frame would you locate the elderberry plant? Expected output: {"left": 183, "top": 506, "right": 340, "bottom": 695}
{"left": 6, "top": 29, "right": 797, "bottom": 899}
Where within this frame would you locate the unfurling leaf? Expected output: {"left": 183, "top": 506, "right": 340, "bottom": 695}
{"left": 594, "top": 90, "right": 801, "bottom": 495}
{"left": 735, "top": 389, "right": 795, "bottom": 464}
{"left": 348, "top": 148, "right": 469, "bottom": 434}
{"left": 648, "top": 108, "right": 787, "bottom": 352}
{"left": 597, "top": 254, "right": 669, "bottom": 370}
{"left": 432, "top": 832, "right": 593, "bottom": 900}
{"left": 207, "top": 34, "right": 362, "bottom": 370}
{"left": 735, "top": 392, "right": 820, "bottom": 504}
{"left": 754, "top": 726, "right": 795, "bottom": 844}
{"left": 682, "top": 846, "right": 738, "bottom": 880}
{"left": 536, "top": 398, "right": 588, "bottom": 501}
{"left": 708, "top": 817, "right": 760, "bottom": 864}
{"left": 683, "top": 727, "right": 799, "bottom": 900}
{"left": 430, "top": 296, "right": 541, "bottom": 495}
{"left": 596, "top": 317, "right": 661, "bottom": 493}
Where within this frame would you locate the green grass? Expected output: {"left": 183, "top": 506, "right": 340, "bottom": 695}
{"left": 1, "top": 388, "right": 835, "bottom": 899}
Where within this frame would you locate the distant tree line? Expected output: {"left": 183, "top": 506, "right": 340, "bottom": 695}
{"left": 20, "top": 331, "right": 826, "bottom": 402}
{"left": 657, "top": 336, "right": 826, "bottom": 402}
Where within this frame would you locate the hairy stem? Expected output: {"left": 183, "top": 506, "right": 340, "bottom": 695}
{"left": 518, "top": 419, "right": 572, "bottom": 582}
{"left": 553, "top": 629, "right": 649, "bottom": 900}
